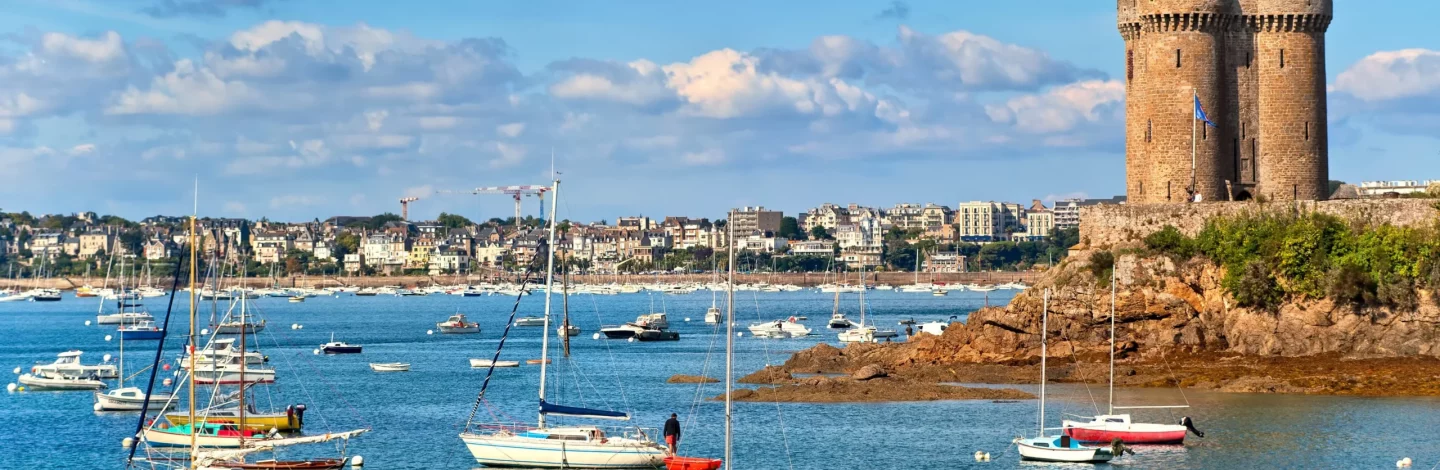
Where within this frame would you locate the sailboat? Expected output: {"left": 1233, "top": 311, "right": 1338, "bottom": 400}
{"left": 459, "top": 180, "right": 668, "bottom": 469}
{"left": 1062, "top": 272, "right": 1203, "bottom": 444}
{"left": 95, "top": 295, "right": 175, "bottom": 411}
{"left": 133, "top": 201, "right": 366, "bottom": 468}
{"left": 703, "top": 263, "right": 723, "bottom": 325}
{"left": 837, "top": 266, "right": 897, "bottom": 343}
{"left": 1014, "top": 289, "right": 1117, "bottom": 463}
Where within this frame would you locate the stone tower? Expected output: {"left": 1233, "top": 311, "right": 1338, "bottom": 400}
{"left": 1119, "top": 0, "right": 1332, "bottom": 203}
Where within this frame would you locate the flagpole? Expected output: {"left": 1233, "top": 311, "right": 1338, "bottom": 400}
{"left": 1191, "top": 88, "right": 1198, "bottom": 203}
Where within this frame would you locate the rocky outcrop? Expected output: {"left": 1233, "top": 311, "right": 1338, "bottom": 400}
{"left": 666, "top": 374, "right": 719, "bottom": 384}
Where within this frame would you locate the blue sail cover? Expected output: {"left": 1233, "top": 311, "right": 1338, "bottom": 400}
{"left": 539, "top": 400, "right": 630, "bottom": 421}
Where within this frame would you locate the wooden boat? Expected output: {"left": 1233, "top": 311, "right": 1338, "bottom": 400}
{"left": 470, "top": 358, "right": 519, "bottom": 368}
{"left": 216, "top": 458, "right": 345, "bottom": 469}
{"left": 165, "top": 404, "right": 306, "bottom": 432}
{"left": 142, "top": 422, "right": 265, "bottom": 448}
{"left": 369, "top": 362, "right": 410, "bottom": 372}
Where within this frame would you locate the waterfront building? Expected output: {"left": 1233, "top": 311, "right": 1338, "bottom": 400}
{"left": 790, "top": 240, "right": 835, "bottom": 257}
{"left": 731, "top": 206, "right": 782, "bottom": 236}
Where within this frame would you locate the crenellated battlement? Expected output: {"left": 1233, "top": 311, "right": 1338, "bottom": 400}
{"left": 1140, "top": 13, "right": 1235, "bottom": 33}
{"left": 1244, "top": 14, "right": 1332, "bottom": 33}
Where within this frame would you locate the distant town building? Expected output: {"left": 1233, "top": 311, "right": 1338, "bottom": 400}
{"left": 1358, "top": 180, "right": 1440, "bottom": 197}
{"left": 730, "top": 206, "right": 781, "bottom": 236}
{"left": 922, "top": 252, "right": 967, "bottom": 273}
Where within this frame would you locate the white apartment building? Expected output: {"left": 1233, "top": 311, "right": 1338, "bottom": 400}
{"left": 1358, "top": 180, "right": 1439, "bottom": 197}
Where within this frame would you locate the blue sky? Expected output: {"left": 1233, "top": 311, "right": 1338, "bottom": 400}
{"left": 1, "top": 0, "right": 1436, "bottom": 223}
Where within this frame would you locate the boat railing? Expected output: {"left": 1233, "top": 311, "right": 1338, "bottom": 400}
{"left": 470, "top": 423, "right": 663, "bottom": 443}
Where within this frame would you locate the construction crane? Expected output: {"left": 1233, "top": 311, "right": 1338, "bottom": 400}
{"left": 436, "top": 185, "right": 550, "bottom": 224}
{"left": 399, "top": 197, "right": 419, "bottom": 220}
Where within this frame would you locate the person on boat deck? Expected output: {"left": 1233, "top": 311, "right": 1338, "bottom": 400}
{"left": 663, "top": 413, "right": 681, "bottom": 456}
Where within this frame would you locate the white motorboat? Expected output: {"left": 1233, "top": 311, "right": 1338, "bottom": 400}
{"left": 704, "top": 306, "right": 723, "bottom": 325}
{"left": 514, "top": 316, "right": 546, "bottom": 327}
{"left": 558, "top": 325, "right": 581, "bottom": 337}
{"left": 470, "top": 358, "right": 520, "bottom": 368}
{"left": 1015, "top": 288, "right": 1117, "bottom": 464}
{"left": 827, "top": 313, "right": 852, "bottom": 329}
{"left": 635, "top": 312, "right": 669, "bottom": 330}
{"left": 369, "top": 362, "right": 411, "bottom": 372}
{"left": 18, "top": 371, "right": 107, "bottom": 390}
{"left": 95, "top": 386, "right": 174, "bottom": 411}
{"left": 931, "top": 289, "right": 948, "bottom": 296}
{"left": 600, "top": 323, "right": 646, "bottom": 339}
{"left": 437, "top": 313, "right": 481, "bottom": 333}
{"left": 917, "top": 320, "right": 950, "bottom": 336}
{"left": 32, "top": 350, "right": 117, "bottom": 379}
{"left": 747, "top": 318, "right": 810, "bottom": 337}
{"left": 96, "top": 311, "right": 155, "bottom": 325}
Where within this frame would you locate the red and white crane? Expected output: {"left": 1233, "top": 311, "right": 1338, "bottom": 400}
{"left": 398, "top": 197, "right": 419, "bottom": 220}
{"left": 436, "top": 185, "right": 550, "bottom": 222}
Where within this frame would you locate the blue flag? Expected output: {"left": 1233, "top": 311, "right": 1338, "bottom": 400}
{"left": 1194, "top": 96, "right": 1215, "bottom": 127}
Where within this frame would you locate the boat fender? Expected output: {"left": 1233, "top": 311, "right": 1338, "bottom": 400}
{"left": 1180, "top": 416, "right": 1204, "bottom": 438}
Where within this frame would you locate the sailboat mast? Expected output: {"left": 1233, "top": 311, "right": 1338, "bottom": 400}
{"left": 238, "top": 291, "right": 248, "bottom": 448}
{"left": 536, "top": 180, "right": 560, "bottom": 429}
{"left": 1109, "top": 270, "right": 1116, "bottom": 415}
{"left": 1038, "top": 288, "right": 1048, "bottom": 438}
{"left": 188, "top": 208, "right": 199, "bottom": 459}
{"left": 724, "top": 210, "right": 735, "bottom": 469}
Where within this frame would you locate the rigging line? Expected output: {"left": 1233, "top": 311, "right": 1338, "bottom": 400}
{"left": 684, "top": 316, "right": 724, "bottom": 431}
{"left": 127, "top": 243, "right": 188, "bottom": 466}
{"left": 749, "top": 290, "right": 796, "bottom": 470}
{"left": 1158, "top": 350, "right": 1192, "bottom": 407}
{"left": 464, "top": 238, "right": 548, "bottom": 430}
{"left": 1060, "top": 330, "right": 1102, "bottom": 417}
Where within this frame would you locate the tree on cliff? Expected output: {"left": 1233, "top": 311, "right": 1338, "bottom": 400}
{"left": 809, "top": 226, "right": 832, "bottom": 240}
{"left": 437, "top": 212, "right": 473, "bottom": 229}
{"left": 777, "top": 217, "right": 803, "bottom": 240}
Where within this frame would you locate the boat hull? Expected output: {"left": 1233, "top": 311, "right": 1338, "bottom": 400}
{"left": 470, "top": 359, "right": 520, "bottom": 368}
{"left": 369, "top": 363, "right": 410, "bottom": 372}
{"left": 1014, "top": 437, "right": 1114, "bottom": 463}
{"left": 321, "top": 346, "right": 362, "bottom": 354}
{"left": 164, "top": 412, "right": 300, "bottom": 432}
{"left": 192, "top": 368, "right": 277, "bottom": 385}
{"left": 438, "top": 325, "right": 481, "bottom": 334}
{"left": 95, "top": 388, "right": 174, "bottom": 411}
{"left": 461, "top": 432, "right": 665, "bottom": 469}
{"left": 120, "top": 329, "right": 165, "bottom": 341}
{"left": 635, "top": 330, "right": 679, "bottom": 341}
{"left": 18, "top": 373, "right": 106, "bottom": 390}
{"left": 217, "top": 459, "right": 345, "bottom": 469}
{"left": 664, "top": 457, "right": 723, "bottom": 470}
{"left": 1062, "top": 420, "right": 1188, "bottom": 444}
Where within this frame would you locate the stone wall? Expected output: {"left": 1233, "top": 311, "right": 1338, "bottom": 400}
{"left": 1079, "top": 199, "right": 1440, "bottom": 249}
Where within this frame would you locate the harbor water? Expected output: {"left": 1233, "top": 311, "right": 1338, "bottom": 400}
{"left": 2, "top": 289, "right": 1438, "bottom": 469}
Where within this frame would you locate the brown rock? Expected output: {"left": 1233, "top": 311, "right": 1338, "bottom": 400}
{"left": 666, "top": 374, "right": 719, "bottom": 384}
{"left": 852, "top": 364, "right": 888, "bottom": 381}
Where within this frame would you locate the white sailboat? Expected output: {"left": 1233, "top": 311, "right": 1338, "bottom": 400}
{"left": 95, "top": 298, "right": 174, "bottom": 411}
{"left": 460, "top": 180, "right": 667, "bottom": 469}
{"left": 838, "top": 266, "right": 897, "bottom": 343}
{"left": 1014, "top": 288, "right": 1117, "bottom": 463}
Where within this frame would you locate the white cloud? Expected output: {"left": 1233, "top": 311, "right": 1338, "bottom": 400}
{"left": 1332, "top": 49, "right": 1440, "bottom": 102}
{"left": 365, "top": 110, "right": 388, "bottom": 131}
{"left": 106, "top": 59, "right": 258, "bottom": 115}
{"left": 41, "top": 31, "right": 126, "bottom": 64}
{"left": 680, "top": 148, "right": 726, "bottom": 166}
{"left": 419, "top": 116, "right": 459, "bottom": 130}
{"left": 223, "top": 202, "right": 248, "bottom": 214}
{"left": 662, "top": 49, "right": 879, "bottom": 119}
{"left": 491, "top": 142, "right": 527, "bottom": 168}
{"left": 69, "top": 143, "right": 97, "bottom": 155}
{"left": 0, "top": 93, "right": 46, "bottom": 118}
{"left": 496, "top": 122, "right": 526, "bottom": 138}
{"left": 229, "top": 20, "right": 325, "bottom": 54}
{"left": 985, "top": 80, "right": 1125, "bottom": 133}
{"left": 550, "top": 60, "right": 674, "bottom": 107}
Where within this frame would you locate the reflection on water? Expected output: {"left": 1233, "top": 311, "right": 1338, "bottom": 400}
{"left": 1, "top": 289, "right": 1438, "bottom": 469}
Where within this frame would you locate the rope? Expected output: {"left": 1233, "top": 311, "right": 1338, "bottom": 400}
{"left": 126, "top": 244, "right": 187, "bottom": 467}
{"left": 749, "top": 290, "right": 796, "bottom": 470}
{"left": 1060, "top": 331, "right": 1102, "bottom": 417}
{"left": 463, "top": 238, "right": 547, "bottom": 430}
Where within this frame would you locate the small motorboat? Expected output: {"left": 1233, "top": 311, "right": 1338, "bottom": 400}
{"left": 557, "top": 325, "right": 581, "bottom": 337}
{"left": 95, "top": 386, "right": 174, "bottom": 411}
{"left": 469, "top": 358, "right": 520, "bottom": 368}
{"left": 932, "top": 289, "right": 948, "bottom": 297}
{"left": 288, "top": 295, "right": 306, "bottom": 303}
{"left": 827, "top": 313, "right": 852, "bottom": 329}
{"left": 319, "top": 334, "right": 362, "bottom": 354}
{"left": 18, "top": 372, "right": 107, "bottom": 391}
{"left": 665, "top": 456, "right": 723, "bottom": 470}
{"left": 635, "top": 328, "right": 680, "bottom": 342}
{"left": 525, "top": 359, "right": 552, "bottom": 365}
{"left": 898, "top": 318, "right": 917, "bottom": 326}
{"left": 369, "top": 362, "right": 410, "bottom": 372}
{"left": 635, "top": 312, "right": 669, "bottom": 330}
{"left": 514, "top": 316, "right": 546, "bottom": 327}
{"left": 436, "top": 313, "right": 481, "bottom": 334}
{"left": 118, "top": 320, "right": 165, "bottom": 341}
{"left": 747, "top": 318, "right": 810, "bottom": 337}
{"left": 32, "top": 350, "right": 117, "bottom": 379}
{"left": 600, "top": 323, "right": 646, "bottom": 339}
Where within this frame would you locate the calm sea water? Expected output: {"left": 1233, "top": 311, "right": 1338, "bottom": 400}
{"left": 2, "top": 289, "right": 1437, "bottom": 469}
